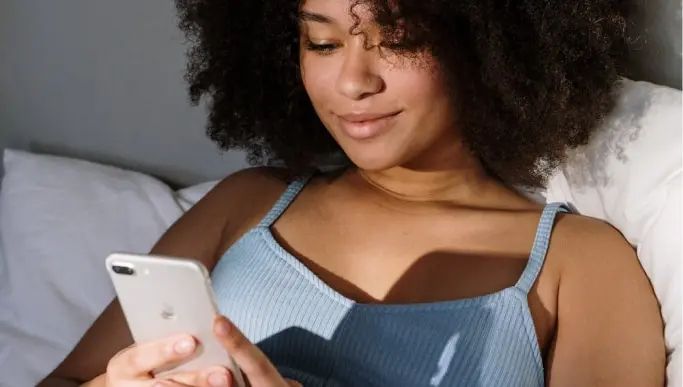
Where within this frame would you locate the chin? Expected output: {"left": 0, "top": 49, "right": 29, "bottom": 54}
{"left": 342, "top": 148, "right": 405, "bottom": 172}
{"left": 330, "top": 129, "right": 415, "bottom": 171}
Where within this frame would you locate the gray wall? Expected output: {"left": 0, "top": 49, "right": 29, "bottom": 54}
{"left": 0, "top": 0, "right": 680, "bottom": 187}
{"left": 0, "top": 0, "right": 247, "bottom": 187}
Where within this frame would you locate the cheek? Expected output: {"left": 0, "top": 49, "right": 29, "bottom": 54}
{"left": 300, "top": 56, "right": 338, "bottom": 107}
{"left": 384, "top": 71, "right": 450, "bottom": 120}
{"left": 391, "top": 73, "right": 436, "bottom": 98}
{"left": 385, "top": 59, "right": 448, "bottom": 103}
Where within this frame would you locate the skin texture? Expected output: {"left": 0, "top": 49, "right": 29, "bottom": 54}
{"left": 300, "top": 6, "right": 459, "bottom": 172}
{"left": 42, "top": 0, "right": 665, "bottom": 386}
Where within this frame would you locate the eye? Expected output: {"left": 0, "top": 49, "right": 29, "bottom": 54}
{"left": 304, "top": 40, "right": 340, "bottom": 55}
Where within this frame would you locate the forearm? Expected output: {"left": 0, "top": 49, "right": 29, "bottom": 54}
{"left": 48, "top": 298, "right": 132, "bottom": 381}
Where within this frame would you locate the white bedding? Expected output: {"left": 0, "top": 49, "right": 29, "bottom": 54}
{"left": 0, "top": 150, "right": 213, "bottom": 386}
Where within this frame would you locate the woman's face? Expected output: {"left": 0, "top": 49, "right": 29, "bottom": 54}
{"left": 299, "top": 0, "right": 460, "bottom": 171}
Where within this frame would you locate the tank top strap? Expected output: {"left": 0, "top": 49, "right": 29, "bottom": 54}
{"left": 514, "top": 202, "right": 571, "bottom": 294}
{"left": 257, "top": 173, "right": 315, "bottom": 228}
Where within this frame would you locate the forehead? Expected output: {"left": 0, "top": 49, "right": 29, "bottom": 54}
{"left": 300, "top": 0, "right": 375, "bottom": 26}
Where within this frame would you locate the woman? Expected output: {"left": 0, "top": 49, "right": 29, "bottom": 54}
{"left": 45, "top": 0, "right": 665, "bottom": 385}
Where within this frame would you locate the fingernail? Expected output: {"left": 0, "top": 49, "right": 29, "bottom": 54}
{"left": 215, "top": 317, "right": 232, "bottom": 337}
{"left": 174, "top": 337, "right": 195, "bottom": 354}
{"left": 208, "top": 372, "right": 228, "bottom": 387}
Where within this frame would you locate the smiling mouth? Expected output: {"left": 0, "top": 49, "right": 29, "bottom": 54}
{"left": 336, "top": 111, "right": 402, "bottom": 140}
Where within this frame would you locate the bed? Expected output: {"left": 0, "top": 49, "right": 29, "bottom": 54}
{"left": 0, "top": 0, "right": 680, "bottom": 386}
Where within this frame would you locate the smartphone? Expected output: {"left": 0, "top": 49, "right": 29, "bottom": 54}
{"left": 105, "top": 252, "right": 245, "bottom": 387}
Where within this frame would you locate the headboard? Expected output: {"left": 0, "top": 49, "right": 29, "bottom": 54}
{"left": 0, "top": 0, "right": 680, "bottom": 187}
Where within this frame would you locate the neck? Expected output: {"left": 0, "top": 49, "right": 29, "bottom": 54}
{"left": 357, "top": 142, "right": 496, "bottom": 203}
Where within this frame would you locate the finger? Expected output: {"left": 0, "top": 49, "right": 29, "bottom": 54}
{"left": 166, "top": 367, "right": 230, "bottom": 387}
{"left": 214, "top": 316, "right": 288, "bottom": 387}
{"left": 108, "top": 334, "right": 197, "bottom": 378}
{"left": 226, "top": 370, "right": 248, "bottom": 387}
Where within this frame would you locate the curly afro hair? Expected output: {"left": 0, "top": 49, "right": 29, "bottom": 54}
{"left": 175, "top": 0, "right": 628, "bottom": 188}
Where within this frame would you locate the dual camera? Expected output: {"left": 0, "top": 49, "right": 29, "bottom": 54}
{"left": 111, "top": 264, "right": 135, "bottom": 276}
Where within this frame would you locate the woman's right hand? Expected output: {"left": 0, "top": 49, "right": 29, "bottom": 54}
{"left": 97, "top": 334, "right": 230, "bottom": 387}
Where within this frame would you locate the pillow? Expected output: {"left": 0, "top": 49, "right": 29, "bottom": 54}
{"left": 545, "top": 79, "right": 682, "bottom": 386}
{"left": 0, "top": 149, "right": 187, "bottom": 386}
{"left": 176, "top": 181, "right": 218, "bottom": 212}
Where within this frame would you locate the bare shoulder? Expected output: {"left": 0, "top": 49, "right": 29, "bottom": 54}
{"left": 213, "top": 166, "right": 291, "bottom": 219}
{"left": 152, "top": 166, "right": 291, "bottom": 268}
{"left": 201, "top": 166, "right": 292, "bottom": 238}
{"left": 548, "top": 212, "right": 653, "bottom": 301}
{"left": 208, "top": 166, "right": 291, "bottom": 210}
{"left": 545, "top": 213, "right": 665, "bottom": 386}
{"left": 549, "top": 213, "right": 639, "bottom": 270}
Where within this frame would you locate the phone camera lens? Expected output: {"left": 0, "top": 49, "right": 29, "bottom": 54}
{"left": 112, "top": 265, "right": 135, "bottom": 275}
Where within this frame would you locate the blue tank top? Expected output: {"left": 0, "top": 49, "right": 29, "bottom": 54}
{"left": 211, "top": 175, "right": 569, "bottom": 387}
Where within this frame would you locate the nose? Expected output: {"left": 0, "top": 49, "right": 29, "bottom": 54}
{"left": 335, "top": 42, "right": 384, "bottom": 100}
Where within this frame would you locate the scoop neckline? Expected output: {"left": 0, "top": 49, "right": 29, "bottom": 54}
{"left": 252, "top": 226, "right": 525, "bottom": 312}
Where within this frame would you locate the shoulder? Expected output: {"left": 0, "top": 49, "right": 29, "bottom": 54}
{"left": 550, "top": 211, "right": 660, "bottom": 329}
{"left": 209, "top": 166, "right": 292, "bottom": 205}
{"left": 549, "top": 212, "right": 638, "bottom": 271}
{"left": 151, "top": 167, "right": 296, "bottom": 268}
{"left": 545, "top": 213, "right": 665, "bottom": 385}
{"left": 206, "top": 166, "right": 296, "bottom": 233}
{"left": 549, "top": 212, "right": 646, "bottom": 290}
{"left": 207, "top": 167, "right": 326, "bottom": 257}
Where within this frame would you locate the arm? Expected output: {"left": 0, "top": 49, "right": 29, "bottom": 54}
{"left": 44, "top": 167, "right": 287, "bottom": 384}
{"left": 546, "top": 218, "right": 666, "bottom": 386}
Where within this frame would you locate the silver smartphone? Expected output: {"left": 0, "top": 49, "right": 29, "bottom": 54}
{"left": 105, "top": 252, "right": 245, "bottom": 387}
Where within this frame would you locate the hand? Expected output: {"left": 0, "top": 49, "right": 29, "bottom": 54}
{"left": 101, "top": 334, "right": 230, "bottom": 387}
{"left": 212, "top": 316, "right": 301, "bottom": 387}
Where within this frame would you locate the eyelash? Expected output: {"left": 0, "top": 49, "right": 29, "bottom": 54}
{"left": 303, "top": 39, "right": 406, "bottom": 55}
{"left": 304, "top": 40, "right": 338, "bottom": 55}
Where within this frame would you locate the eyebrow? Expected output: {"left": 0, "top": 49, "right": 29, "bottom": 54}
{"left": 299, "top": 10, "right": 336, "bottom": 24}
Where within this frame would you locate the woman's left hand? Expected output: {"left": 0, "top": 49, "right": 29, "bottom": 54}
{"left": 210, "top": 315, "right": 301, "bottom": 387}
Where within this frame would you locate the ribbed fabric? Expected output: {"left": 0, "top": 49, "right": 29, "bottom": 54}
{"left": 212, "top": 175, "right": 569, "bottom": 387}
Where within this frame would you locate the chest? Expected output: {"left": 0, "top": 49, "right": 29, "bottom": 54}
{"left": 212, "top": 232, "right": 546, "bottom": 387}
{"left": 269, "top": 198, "right": 560, "bottom": 352}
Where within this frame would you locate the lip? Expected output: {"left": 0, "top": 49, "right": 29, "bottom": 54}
{"left": 336, "top": 111, "right": 402, "bottom": 140}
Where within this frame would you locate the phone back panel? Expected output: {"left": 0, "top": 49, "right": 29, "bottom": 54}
{"left": 105, "top": 252, "right": 243, "bottom": 384}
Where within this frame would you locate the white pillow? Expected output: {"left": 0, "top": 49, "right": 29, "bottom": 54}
{"left": 176, "top": 181, "right": 218, "bottom": 212}
{"left": 0, "top": 149, "right": 187, "bottom": 386}
{"left": 546, "top": 79, "right": 682, "bottom": 386}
